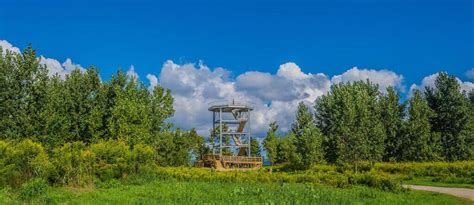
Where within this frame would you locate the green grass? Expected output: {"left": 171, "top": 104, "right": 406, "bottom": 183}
{"left": 0, "top": 179, "right": 470, "bottom": 205}
{"left": 403, "top": 177, "right": 474, "bottom": 189}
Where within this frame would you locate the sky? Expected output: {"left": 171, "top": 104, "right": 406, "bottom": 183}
{"left": 1, "top": 0, "right": 473, "bottom": 136}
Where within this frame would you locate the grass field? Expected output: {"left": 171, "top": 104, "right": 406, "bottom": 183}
{"left": 1, "top": 161, "right": 472, "bottom": 204}
{"left": 0, "top": 179, "right": 470, "bottom": 205}
{"left": 403, "top": 177, "right": 474, "bottom": 189}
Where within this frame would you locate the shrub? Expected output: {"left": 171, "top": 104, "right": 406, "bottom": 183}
{"left": 0, "top": 140, "right": 52, "bottom": 188}
{"left": 90, "top": 139, "right": 130, "bottom": 181}
{"left": 375, "top": 161, "right": 474, "bottom": 178}
{"left": 129, "top": 143, "right": 156, "bottom": 175}
{"left": 349, "top": 172, "right": 401, "bottom": 192}
{"left": 18, "top": 178, "right": 49, "bottom": 201}
{"left": 52, "top": 142, "right": 95, "bottom": 186}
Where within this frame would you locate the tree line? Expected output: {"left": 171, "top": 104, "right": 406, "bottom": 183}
{"left": 264, "top": 74, "right": 474, "bottom": 170}
{"left": 1, "top": 45, "right": 473, "bottom": 172}
{"left": 0, "top": 45, "right": 204, "bottom": 166}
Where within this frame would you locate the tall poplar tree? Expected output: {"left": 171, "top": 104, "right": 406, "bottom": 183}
{"left": 315, "top": 81, "right": 385, "bottom": 170}
{"left": 291, "top": 102, "right": 324, "bottom": 169}
{"left": 381, "top": 87, "right": 405, "bottom": 161}
{"left": 425, "top": 72, "right": 472, "bottom": 160}
{"left": 400, "top": 90, "right": 440, "bottom": 161}
{"left": 263, "top": 121, "right": 279, "bottom": 165}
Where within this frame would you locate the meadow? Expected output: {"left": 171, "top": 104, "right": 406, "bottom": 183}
{"left": 0, "top": 161, "right": 472, "bottom": 204}
{"left": 0, "top": 177, "right": 471, "bottom": 205}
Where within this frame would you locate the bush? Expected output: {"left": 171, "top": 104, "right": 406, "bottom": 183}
{"left": 18, "top": 178, "right": 48, "bottom": 201}
{"left": 90, "top": 139, "right": 130, "bottom": 181}
{"left": 152, "top": 167, "right": 400, "bottom": 192}
{"left": 0, "top": 140, "right": 52, "bottom": 188}
{"left": 349, "top": 172, "right": 400, "bottom": 192}
{"left": 375, "top": 161, "right": 474, "bottom": 178}
{"left": 129, "top": 143, "right": 156, "bottom": 175}
{"left": 52, "top": 142, "right": 95, "bottom": 186}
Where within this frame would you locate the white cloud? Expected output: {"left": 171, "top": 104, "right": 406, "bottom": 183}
{"left": 409, "top": 72, "right": 474, "bottom": 95}
{"left": 277, "top": 62, "right": 310, "bottom": 80}
{"left": 331, "top": 67, "right": 404, "bottom": 93}
{"left": 126, "top": 65, "right": 139, "bottom": 80}
{"left": 466, "top": 68, "right": 474, "bottom": 79}
{"left": 0, "top": 40, "right": 21, "bottom": 54}
{"left": 146, "top": 74, "right": 158, "bottom": 91}
{"left": 39, "top": 56, "right": 85, "bottom": 78}
{"left": 155, "top": 60, "right": 333, "bottom": 136}
{"left": 0, "top": 40, "right": 85, "bottom": 78}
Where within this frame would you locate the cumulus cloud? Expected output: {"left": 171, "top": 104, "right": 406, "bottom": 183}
{"left": 0, "top": 40, "right": 85, "bottom": 78}
{"left": 150, "top": 61, "right": 416, "bottom": 136}
{"left": 146, "top": 74, "right": 158, "bottom": 91}
{"left": 331, "top": 67, "right": 404, "bottom": 93}
{"left": 154, "top": 60, "right": 334, "bottom": 136}
{"left": 409, "top": 72, "right": 474, "bottom": 95}
{"left": 126, "top": 65, "right": 139, "bottom": 80}
{"left": 0, "top": 40, "right": 21, "bottom": 54}
{"left": 466, "top": 68, "right": 474, "bottom": 79}
{"left": 39, "top": 56, "right": 85, "bottom": 78}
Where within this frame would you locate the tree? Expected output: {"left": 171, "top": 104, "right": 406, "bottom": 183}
{"left": 108, "top": 77, "right": 152, "bottom": 146}
{"left": 238, "top": 138, "right": 261, "bottom": 157}
{"left": 381, "top": 87, "right": 405, "bottom": 161}
{"left": 275, "top": 134, "right": 297, "bottom": 164}
{"left": 315, "top": 81, "right": 385, "bottom": 171}
{"left": 291, "top": 102, "right": 314, "bottom": 137}
{"left": 263, "top": 122, "right": 279, "bottom": 165}
{"left": 400, "top": 90, "right": 440, "bottom": 161}
{"left": 425, "top": 72, "right": 472, "bottom": 161}
{"left": 0, "top": 48, "right": 20, "bottom": 139}
{"left": 0, "top": 46, "right": 48, "bottom": 140}
{"left": 291, "top": 102, "right": 324, "bottom": 169}
{"left": 149, "top": 85, "right": 174, "bottom": 133}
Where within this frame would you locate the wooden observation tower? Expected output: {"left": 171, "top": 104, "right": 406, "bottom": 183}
{"left": 196, "top": 100, "right": 263, "bottom": 170}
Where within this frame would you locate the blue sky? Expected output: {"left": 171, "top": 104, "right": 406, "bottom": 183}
{"left": 1, "top": 0, "right": 473, "bottom": 135}
{"left": 1, "top": 0, "right": 472, "bottom": 81}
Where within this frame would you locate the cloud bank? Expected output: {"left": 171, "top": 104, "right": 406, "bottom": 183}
{"left": 156, "top": 61, "right": 406, "bottom": 136}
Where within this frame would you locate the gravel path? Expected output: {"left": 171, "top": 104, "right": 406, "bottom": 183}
{"left": 403, "top": 185, "right": 474, "bottom": 202}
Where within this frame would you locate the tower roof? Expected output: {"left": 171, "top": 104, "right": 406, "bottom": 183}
{"left": 208, "top": 100, "right": 253, "bottom": 112}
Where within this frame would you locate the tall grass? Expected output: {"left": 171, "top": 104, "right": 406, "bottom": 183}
{"left": 1, "top": 179, "right": 470, "bottom": 205}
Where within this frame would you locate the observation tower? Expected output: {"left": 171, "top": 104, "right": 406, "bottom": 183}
{"left": 195, "top": 99, "right": 262, "bottom": 170}
{"left": 208, "top": 99, "right": 253, "bottom": 156}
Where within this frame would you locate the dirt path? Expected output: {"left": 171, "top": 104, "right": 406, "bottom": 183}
{"left": 403, "top": 185, "right": 474, "bottom": 202}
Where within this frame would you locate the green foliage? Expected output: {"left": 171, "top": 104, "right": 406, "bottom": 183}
{"left": 51, "top": 142, "right": 95, "bottom": 186}
{"left": 17, "top": 178, "right": 48, "bottom": 201}
{"left": 275, "top": 134, "right": 297, "bottom": 164}
{"left": 399, "top": 90, "right": 441, "bottom": 161}
{"left": 381, "top": 87, "right": 405, "bottom": 161}
{"left": 315, "top": 80, "right": 386, "bottom": 169}
{"left": 0, "top": 46, "right": 48, "bottom": 140}
{"left": 154, "top": 129, "right": 204, "bottom": 166}
{"left": 152, "top": 166, "right": 402, "bottom": 191}
{"left": 263, "top": 121, "right": 279, "bottom": 165}
{"left": 129, "top": 144, "right": 156, "bottom": 175}
{"left": 238, "top": 138, "right": 261, "bottom": 157}
{"left": 290, "top": 102, "right": 324, "bottom": 169}
{"left": 0, "top": 46, "right": 176, "bottom": 150}
{"left": 375, "top": 161, "right": 474, "bottom": 178}
{"left": 425, "top": 72, "right": 472, "bottom": 160}
{"left": 90, "top": 140, "right": 130, "bottom": 181}
{"left": 2, "top": 179, "right": 468, "bottom": 205}
{"left": 108, "top": 78, "right": 152, "bottom": 145}
{"left": 0, "top": 140, "right": 52, "bottom": 188}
